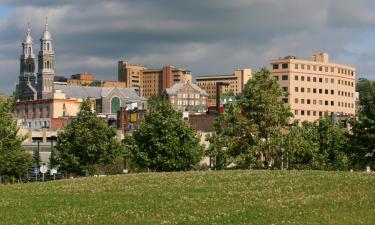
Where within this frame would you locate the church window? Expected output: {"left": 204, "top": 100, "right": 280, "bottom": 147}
{"left": 111, "top": 97, "right": 121, "bottom": 114}
{"left": 28, "top": 47, "right": 31, "bottom": 54}
{"left": 47, "top": 43, "right": 50, "bottom": 51}
{"left": 28, "top": 64, "right": 32, "bottom": 72}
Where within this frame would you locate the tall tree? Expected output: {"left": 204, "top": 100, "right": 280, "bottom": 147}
{"left": 130, "top": 99, "right": 203, "bottom": 171}
{"left": 214, "top": 68, "right": 293, "bottom": 168}
{"left": 52, "top": 99, "right": 124, "bottom": 175}
{"left": 0, "top": 97, "right": 32, "bottom": 182}
{"left": 349, "top": 78, "right": 375, "bottom": 168}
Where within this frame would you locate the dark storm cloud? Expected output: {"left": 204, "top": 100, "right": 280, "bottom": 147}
{"left": 1, "top": 0, "right": 375, "bottom": 93}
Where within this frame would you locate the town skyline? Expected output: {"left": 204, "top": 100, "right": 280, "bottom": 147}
{"left": 1, "top": 0, "right": 375, "bottom": 94}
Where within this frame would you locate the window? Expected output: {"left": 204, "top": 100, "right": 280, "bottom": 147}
{"left": 295, "top": 75, "right": 298, "bottom": 81}
{"left": 295, "top": 64, "right": 299, "bottom": 69}
{"left": 319, "top": 112, "right": 323, "bottom": 116}
{"left": 282, "top": 64, "right": 288, "bottom": 69}
{"left": 313, "top": 65, "right": 317, "bottom": 71}
{"left": 319, "top": 66, "right": 323, "bottom": 71}
{"left": 319, "top": 89, "right": 322, "bottom": 94}
{"left": 331, "top": 78, "right": 334, "bottom": 83}
{"left": 111, "top": 97, "right": 121, "bottom": 114}
{"left": 325, "top": 78, "right": 329, "bottom": 83}
{"left": 301, "top": 99, "right": 305, "bottom": 104}
{"left": 325, "top": 89, "right": 328, "bottom": 94}
{"left": 307, "top": 111, "right": 311, "bottom": 116}
{"left": 295, "top": 98, "right": 298, "bottom": 103}
{"left": 307, "top": 99, "right": 311, "bottom": 104}
{"left": 313, "top": 77, "right": 317, "bottom": 82}
{"left": 295, "top": 110, "right": 298, "bottom": 115}
{"left": 282, "top": 98, "right": 288, "bottom": 103}
{"left": 282, "top": 75, "right": 288, "bottom": 80}
{"left": 325, "top": 67, "right": 328, "bottom": 72}
{"left": 313, "top": 111, "right": 317, "bottom": 116}
{"left": 273, "top": 64, "right": 279, "bottom": 69}
{"left": 331, "top": 67, "right": 334, "bottom": 73}
{"left": 301, "top": 87, "right": 305, "bottom": 93}
{"left": 325, "top": 101, "right": 328, "bottom": 105}
{"left": 331, "top": 90, "right": 334, "bottom": 95}
{"left": 307, "top": 76, "right": 311, "bottom": 82}
{"left": 301, "top": 64, "right": 305, "bottom": 69}
{"left": 319, "top": 100, "right": 323, "bottom": 105}
{"left": 301, "top": 76, "right": 305, "bottom": 81}
{"left": 307, "top": 65, "right": 311, "bottom": 70}
{"left": 301, "top": 110, "right": 305, "bottom": 116}
{"left": 307, "top": 88, "right": 311, "bottom": 93}
{"left": 282, "top": 87, "right": 288, "bottom": 92}
{"left": 313, "top": 100, "right": 317, "bottom": 105}
{"left": 274, "top": 76, "right": 279, "bottom": 80}
{"left": 331, "top": 101, "right": 334, "bottom": 106}
{"left": 294, "top": 87, "right": 298, "bottom": 92}
{"left": 319, "top": 78, "right": 323, "bottom": 83}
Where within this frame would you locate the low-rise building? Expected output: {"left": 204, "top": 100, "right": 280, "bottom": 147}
{"left": 163, "top": 82, "right": 209, "bottom": 113}
{"left": 196, "top": 68, "right": 252, "bottom": 98}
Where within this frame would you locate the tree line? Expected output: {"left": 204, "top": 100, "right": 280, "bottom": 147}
{"left": 0, "top": 69, "right": 374, "bottom": 182}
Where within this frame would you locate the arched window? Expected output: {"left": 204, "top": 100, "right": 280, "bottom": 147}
{"left": 28, "top": 64, "right": 32, "bottom": 72}
{"left": 46, "top": 61, "right": 50, "bottom": 69}
{"left": 43, "top": 43, "right": 46, "bottom": 50}
{"left": 111, "top": 97, "right": 121, "bottom": 114}
{"left": 47, "top": 43, "right": 50, "bottom": 51}
{"left": 28, "top": 47, "right": 31, "bottom": 54}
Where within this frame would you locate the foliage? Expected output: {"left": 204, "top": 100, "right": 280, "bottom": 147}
{"left": 349, "top": 78, "right": 375, "bottom": 168}
{"left": 0, "top": 97, "right": 32, "bottom": 181}
{"left": 0, "top": 170, "right": 375, "bottom": 224}
{"left": 52, "top": 99, "right": 124, "bottom": 175}
{"left": 214, "top": 68, "right": 293, "bottom": 168}
{"left": 130, "top": 99, "right": 203, "bottom": 171}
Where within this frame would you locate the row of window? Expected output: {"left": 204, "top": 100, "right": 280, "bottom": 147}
{"left": 292, "top": 87, "right": 354, "bottom": 97}
{"left": 293, "top": 98, "right": 354, "bottom": 108}
{"left": 171, "top": 99, "right": 206, "bottom": 106}
{"left": 274, "top": 75, "right": 354, "bottom": 87}
{"left": 177, "top": 93, "right": 201, "bottom": 99}
{"left": 272, "top": 63, "right": 355, "bottom": 76}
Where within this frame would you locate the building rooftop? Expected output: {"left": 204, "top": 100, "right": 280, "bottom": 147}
{"left": 54, "top": 85, "right": 145, "bottom": 101}
{"left": 165, "top": 82, "right": 208, "bottom": 96}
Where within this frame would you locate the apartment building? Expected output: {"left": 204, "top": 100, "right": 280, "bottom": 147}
{"left": 118, "top": 61, "right": 192, "bottom": 97}
{"left": 270, "top": 52, "right": 356, "bottom": 122}
{"left": 196, "top": 68, "right": 252, "bottom": 98}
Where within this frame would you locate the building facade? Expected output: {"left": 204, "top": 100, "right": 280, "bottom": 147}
{"left": 270, "top": 52, "right": 356, "bottom": 122}
{"left": 163, "top": 82, "right": 209, "bottom": 113}
{"left": 118, "top": 61, "right": 192, "bottom": 97}
{"left": 196, "top": 68, "right": 252, "bottom": 98}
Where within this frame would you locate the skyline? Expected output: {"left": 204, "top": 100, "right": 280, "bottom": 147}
{"left": 1, "top": 0, "right": 375, "bottom": 94}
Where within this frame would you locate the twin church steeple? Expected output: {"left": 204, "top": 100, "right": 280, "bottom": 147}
{"left": 18, "top": 20, "right": 55, "bottom": 101}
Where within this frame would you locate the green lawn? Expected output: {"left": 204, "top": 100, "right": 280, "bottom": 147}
{"left": 0, "top": 170, "right": 374, "bottom": 225}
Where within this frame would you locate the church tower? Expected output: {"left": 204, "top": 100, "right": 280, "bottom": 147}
{"left": 37, "top": 19, "right": 55, "bottom": 99}
{"left": 18, "top": 23, "right": 37, "bottom": 101}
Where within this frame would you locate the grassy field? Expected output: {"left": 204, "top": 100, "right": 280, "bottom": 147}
{"left": 0, "top": 170, "right": 374, "bottom": 225}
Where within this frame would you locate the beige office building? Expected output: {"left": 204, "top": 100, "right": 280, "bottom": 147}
{"left": 118, "top": 61, "right": 192, "bottom": 97}
{"left": 270, "top": 52, "right": 356, "bottom": 122}
{"left": 196, "top": 68, "right": 252, "bottom": 98}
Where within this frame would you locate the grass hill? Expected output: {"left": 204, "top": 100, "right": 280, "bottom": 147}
{"left": 0, "top": 170, "right": 374, "bottom": 225}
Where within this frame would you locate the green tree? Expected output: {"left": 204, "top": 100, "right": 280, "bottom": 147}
{"left": 0, "top": 97, "right": 32, "bottom": 182}
{"left": 130, "top": 99, "right": 203, "bottom": 171}
{"left": 349, "top": 78, "right": 375, "bottom": 168}
{"left": 52, "top": 99, "right": 124, "bottom": 175}
{"left": 214, "top": 68, "right": 293, "bottom": 168}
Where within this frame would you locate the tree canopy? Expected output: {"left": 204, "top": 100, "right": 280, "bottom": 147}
{"left": 0, "top": 97, "right": 32, "bottom": 181}
{"left": 129, "top": 99, "right": 203, "bottom": 171}
{"left": 51, "top": 99, "right": 124, "bottom": 175}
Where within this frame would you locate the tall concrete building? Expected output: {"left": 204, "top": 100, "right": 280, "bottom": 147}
{"left": 118, "top": 61, "right": 192, "bottom": 97}
{"left": 195, "top": 68, "right": 252, "bottom": 98}
{"left": 270, "top": 52, "right": 356, "bottom": 122}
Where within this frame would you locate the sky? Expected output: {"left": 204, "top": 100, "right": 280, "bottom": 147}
{"left": 1, "top": 0, "right": 375, "bottom": 94}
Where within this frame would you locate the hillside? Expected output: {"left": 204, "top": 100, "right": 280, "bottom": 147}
{"left": 0, "top": 170, "right": 374, "bottom": 225}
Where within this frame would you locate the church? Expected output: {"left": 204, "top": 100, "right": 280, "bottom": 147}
{"left": 15, "top": 21, "right": 147, "bottom": 130}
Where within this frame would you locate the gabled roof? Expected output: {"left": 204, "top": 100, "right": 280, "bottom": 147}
{"left": 54, "top": 85, "right": 145, "bottom": 101}
{"left": 165, "top": 82, "right": 208, "bottom": 96}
